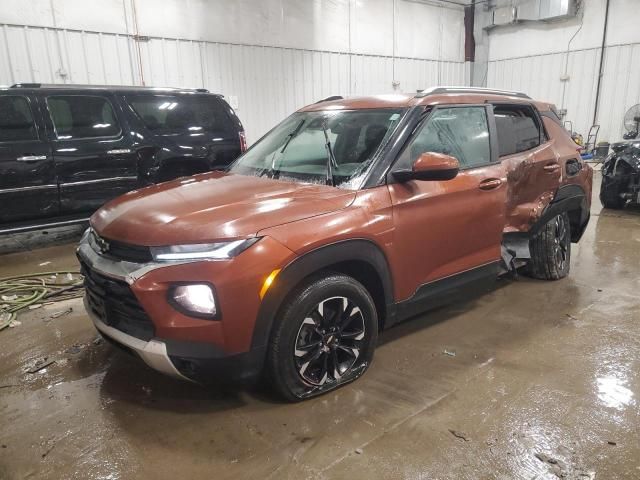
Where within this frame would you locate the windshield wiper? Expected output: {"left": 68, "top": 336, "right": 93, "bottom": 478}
{"left": 321, "top": 117, "right": 338, "bottom": 186}
{"left": 264, "top": 119, "right": 305, "bottom": 178}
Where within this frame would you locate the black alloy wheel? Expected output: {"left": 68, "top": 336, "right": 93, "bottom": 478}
{"left": 267, "top": 273, "right": 378, "bottom": 401}
{"left": 294, "top": 296, "right": 366, "bottom": 386}
{"left": 527, "top": 211, "right": 572, "bottom": 280}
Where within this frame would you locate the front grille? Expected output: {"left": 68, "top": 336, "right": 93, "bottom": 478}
{"left": 106, "top": 238, "right": 153, "bottom": 263}
{"left": 90, "top": 230, "right": 152, "bottom": 263}
{"left": 81, "top": 261, "right": 155, "bottom": 341}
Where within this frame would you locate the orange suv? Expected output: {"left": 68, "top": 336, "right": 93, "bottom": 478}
{"left": 77, "top": 87, "right": 592, "bottom": 400}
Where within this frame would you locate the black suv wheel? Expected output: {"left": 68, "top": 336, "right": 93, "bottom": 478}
{"left": 600, "top": 171, "right": 628, "bottom": 209}
{"left": 527, "top": 212, "right": 571, "bottom": 280}
{"left": 267, "top": 273, "right": 378, "bottom": 401}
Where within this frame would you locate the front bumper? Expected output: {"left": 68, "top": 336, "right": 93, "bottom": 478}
{"left": 77, "top": 229, "right": 295, "bottom": 383}
{"left": 85, "top": 296, "right": 190, "bottom": 381}
{"left": 85, "top": 296, "right": 266, "bottom": 383}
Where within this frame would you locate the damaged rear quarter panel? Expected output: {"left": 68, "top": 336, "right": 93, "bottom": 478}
{"left": 502, "top": 115, "right": 591, "bottom": 234}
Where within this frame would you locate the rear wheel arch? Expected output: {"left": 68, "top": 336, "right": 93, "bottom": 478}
{"left": 533, "top": 184, "right": 589, "bottom": 242}
{"left": 251, "top": 239, "right": 394, "bottom": 351}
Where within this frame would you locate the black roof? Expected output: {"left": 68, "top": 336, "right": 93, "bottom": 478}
{"left": 3, "top": 83, "right": 215, "bottom": 95}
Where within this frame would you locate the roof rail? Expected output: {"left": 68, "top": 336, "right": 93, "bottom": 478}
{"left": 10, "top": 83, "right": 209, "bottom": 93}
{"left": 11, "top": 83, "right": 42, "bottom": 88}
{"left": 315, "top": 95, "right": 344, "bottom": 104}
{"left": 415, "top": 86, "right": 531, "bottom": 99}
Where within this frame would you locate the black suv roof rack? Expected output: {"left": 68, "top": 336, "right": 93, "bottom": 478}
{"left": 415, "top": 87, "right": 531, "bottom": 99}
{"left": 9, "top": 83, "right": 209, "bottom": 93}
{"left": 315, "top": 95, "right": 344, "bottom": 104}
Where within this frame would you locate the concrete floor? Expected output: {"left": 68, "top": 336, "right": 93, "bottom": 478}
{"left": 1, "top": 173, "right": 639, "bottom": 480}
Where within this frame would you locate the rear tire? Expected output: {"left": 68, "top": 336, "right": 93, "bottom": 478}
{"left": 600, "top": 173, "right": 627, "bottom": 209}
{"left": 527, "top": 212, "right": 571, "bottom": 280}
{"left": 267, "top": 273, "right": 378, "bottom": 402}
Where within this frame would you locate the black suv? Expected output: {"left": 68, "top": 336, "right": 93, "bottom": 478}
{"left": 600, "top": 141, "right": 640, "bottom": 209}
{"left": 0, "top": 84, "right": 245, "bottom": 234}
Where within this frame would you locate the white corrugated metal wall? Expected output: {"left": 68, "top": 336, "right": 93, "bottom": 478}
{"left": 0, "top": 23, "right": 467, "bottom": 142}
{"left": 484, "top": 0, "right": 640, "bottom": 144}
{"left": 487, "top": 43, "right": 640, "bottom": 144}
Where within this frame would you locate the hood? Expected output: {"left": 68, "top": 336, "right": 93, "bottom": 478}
{"left": 91, "top": 172, "right": 356, "bottom": 246}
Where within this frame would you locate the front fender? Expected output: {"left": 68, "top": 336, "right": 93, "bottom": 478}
{"left": 250, "top": 239, "right": 394, "bottom": 350}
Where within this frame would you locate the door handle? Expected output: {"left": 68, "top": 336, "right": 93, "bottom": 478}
{"left": 543, "top": 163, "right": 560, "bottom": 173}
{"left": 16, "top": 155, "right": 48, "bottom": 162}
{"left": 107, "top": 148, "right": 132, "bottom": 155}
{"left": 478, "top": 178, "right": 503, "bottom": 190}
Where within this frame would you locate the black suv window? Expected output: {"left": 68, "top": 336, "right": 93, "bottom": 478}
{"left": 398, "top": 106, "right": 491, "bottom": 169}
{"left": 126, "top": 95, "right": 234, "bottom": 134}
{"left": 0, "top": 96, "right": 37, "bottom": 142}
{"left": 493, "top": 105, "right": 543, "bottom": 156}
{"left": 47, "top": 95, "right": 120, "bottom": 139}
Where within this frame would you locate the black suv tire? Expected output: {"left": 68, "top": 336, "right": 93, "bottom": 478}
{"left": 267, "top": 273, "right": 378, "bottom": 401}
{"left": 600, "top": 173, "right": 627, "bottom": 209}
{"left": 527, "top": 212, "right": 571, "bottom": 280}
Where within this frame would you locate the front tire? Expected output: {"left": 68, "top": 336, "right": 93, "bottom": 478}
{"left": 527, "top": 212, "right": 571, "bottom": 280}
{"left": 267, "top": 273, "right": 378, "bottom": 401}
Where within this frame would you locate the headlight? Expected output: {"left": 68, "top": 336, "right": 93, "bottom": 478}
{"left": 169, "top": 283, "right": 218, "bottom": 318}
{"left": 150, "top": 238, "right": 260, "bottom": 261}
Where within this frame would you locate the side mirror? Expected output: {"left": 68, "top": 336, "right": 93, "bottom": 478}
{"left": 393, "top": 152, "right": 460, "bottom": 182}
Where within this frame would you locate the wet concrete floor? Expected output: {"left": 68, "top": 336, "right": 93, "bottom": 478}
{"left": 1, "top": 173, "right": 639, "bottom": 479}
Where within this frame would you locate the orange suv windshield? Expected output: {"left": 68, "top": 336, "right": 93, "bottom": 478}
{"left": 230, "top": 108, "right": 406, "bottom": 189}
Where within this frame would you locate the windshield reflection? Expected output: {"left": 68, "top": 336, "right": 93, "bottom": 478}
{"left": 230, "top": 108, "right": 405, "bottom": 189}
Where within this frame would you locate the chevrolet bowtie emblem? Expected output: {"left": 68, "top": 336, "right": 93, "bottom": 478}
{"left": 93, "top": 233, "right": 110, "bottom": 254}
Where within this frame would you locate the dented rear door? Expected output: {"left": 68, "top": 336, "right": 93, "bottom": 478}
{"left": 492, "top": 103, "right": 561, "bottom": 233}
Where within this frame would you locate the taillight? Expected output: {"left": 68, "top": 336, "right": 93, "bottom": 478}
{"left": 239, "top": 131, "right": 247, "bottom": 152}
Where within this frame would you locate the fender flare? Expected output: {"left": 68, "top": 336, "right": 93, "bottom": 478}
{"left": 532, "top": 184, "right": 589, "bottom": 242}
{"left": 250, "top": 239, "right": 394, "bottom": 350}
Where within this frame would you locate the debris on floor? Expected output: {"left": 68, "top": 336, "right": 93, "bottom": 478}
{"left": 0, "top": 312, "right": 12, "bottom": 330}
{"left": 448, "top": 429, "right": 470, "bottom": 442}
{"left": 27, "top": 358, "right": 56, "bottom": 374}
{"left": 49, "top": 307, "right": 73, "bottom": 320}
{"left": 0, "top": 271, "right": 83, "bottom": 327}
{"left": 535, "top": 452, "right": 568, "bottom": 478}
{"left": 65, "top": 344, "right": 83, "bottom": 355}
{"left": 40, "top": 438, "right": 57, "bottom": 459}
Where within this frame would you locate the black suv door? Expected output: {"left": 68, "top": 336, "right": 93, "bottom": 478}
{"left": 40, "top": 92, "right": 138, "bottom": 214}
{"left": 124, "top": 93, "right": 243, "bottom": 181}
{"left": 0, "top": 93, "right": 57, "bottom": 224}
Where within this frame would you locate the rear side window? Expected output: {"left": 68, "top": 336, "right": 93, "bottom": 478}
{"left": 0, "top": 96, "right": 37, "bottom": 142}
{"left": 126, "top": 95, "right": 234, "bottom": 135}
{"left": 398, "top": 106, "right": 491, "bottom": 169}
{"left": 493, "top": 105, "right": 543, "bottom": 156}
{"left": 47, "top": 95, "right": 120, "bottom": 139}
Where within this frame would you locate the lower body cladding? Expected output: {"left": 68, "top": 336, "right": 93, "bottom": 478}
{"left": 76, "top": 233, "right": 295, "bottom": 384}
{"left": 84, "top": 297, "right": 265, "bottom": 383}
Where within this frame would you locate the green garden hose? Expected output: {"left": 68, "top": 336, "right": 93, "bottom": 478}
{"left": 0, "top": 271, "right": 84, "bottom": 330}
